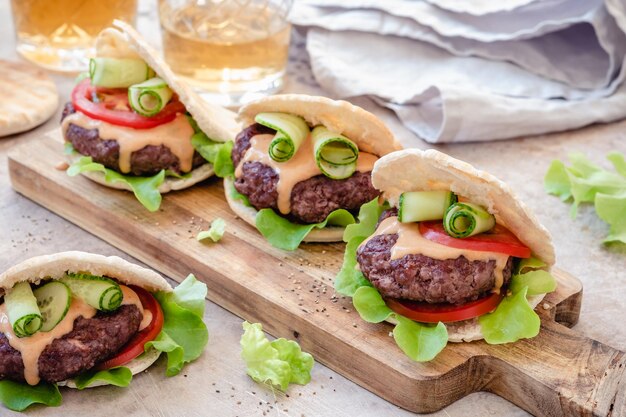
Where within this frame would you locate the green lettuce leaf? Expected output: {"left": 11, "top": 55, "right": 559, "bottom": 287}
{"left": 197, "top": 218, "right": 226, "bottom": 243}
{"left": 73, "top": 367, "right": 132, "bottom": 390}
{"left": 393, "top": 317, "right": 448, "bottom": 362}
{"left": 190, "top": 132, "right": 234, "bottom": 178}
{"left": 146, "top": 274, "right": 209, "bottom": 376}
{"left": 229, "top": 181, "right": 252, "bottom": 206}
{"left": 545, "top": 152, "right": 626, "bottom": 243}
{"left": 515, "top": 256, "right": 547, "bottom": 274}
{"left": 67, "top": 155, "right": 165, "bottom": 212}
{"left": 352, "top": 286, "right": 393, "bottom": 323}
{"left": 478, "top": 287, "right": 540, "bottom": 344}
{"left": 509, "top": 270, "right": 557, "bottom": 296}
{"left": 256, "top": 208, "right": 355, "bottom": 251}
{"left": 240, "top": 322, "right": 314, "bottom": 391}
{"left": 343, "top": 198, "right": 385, "bottom": 242}
{"left": 0, "top": 381, "right": 62, "bottom": 411}
{"left": 334, "top": 236, "right": 373, "bottom": 297}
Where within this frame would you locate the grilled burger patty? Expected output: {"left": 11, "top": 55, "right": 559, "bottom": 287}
{"left": 0, "top": 305, "right": 142, "bottom": 383}
{"left": 356, "top": 210, "right": 513, "bottom": 305}
{"left": 61, "top": 103, "right": 206, "bottom": 176}
{"left": 232, "top": 123, "right": 380, "bottom": 224}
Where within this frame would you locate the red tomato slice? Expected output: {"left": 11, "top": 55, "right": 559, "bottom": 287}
{"left": 385, "top": 292, "right": 504, "bottom": 323}
{"left": 96, "top": 285, "right": 164, "bottom": 370}
{"left": 71, "top": 79, "right": 186, "bottom": 129}
{"left": 419, "top": 221, "right": 531, "bottom": 258}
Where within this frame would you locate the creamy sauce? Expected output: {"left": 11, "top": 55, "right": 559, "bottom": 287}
{"left": 0, "top": 284, "right": 150, "bottom": 386}
{"left": 120, "top": 285, "right": 151, "bottom": 331}
{"left": 62, "top": 111, "right": 195, "bottom": 174}
{"left": 235, "top": 133, "right": 378, "bottom": 214}
{"left": 360, "top": 216, "right": 509, "bottom": 292}
{"left": 0, "top": 298, "right": 96, "bottom": 385}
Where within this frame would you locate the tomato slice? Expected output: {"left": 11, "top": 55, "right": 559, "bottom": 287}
{"left": 71, "top": 79, "right": 186, "bottom": 129}
{"left": 419, "top": 221, "right": 531, "bottom": 258}
{"left": 385, "top": 292, "right": 504, "bottom": 323}
{"left": 96, "top": 285, "right": 164, "bottom": 370}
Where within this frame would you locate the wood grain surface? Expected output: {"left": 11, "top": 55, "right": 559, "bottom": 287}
{"left": 8, "top": 131, "right": 626, "bottom": 417}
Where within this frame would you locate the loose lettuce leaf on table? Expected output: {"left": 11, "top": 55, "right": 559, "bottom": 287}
{"left": 545, "top": 152, "right": 626, "bottom": 244}
{"left": 240, "top": 322, "right": 314, "bottom": 391}
{"left": 197, "top": 218, "right": 226, "bottom": 243}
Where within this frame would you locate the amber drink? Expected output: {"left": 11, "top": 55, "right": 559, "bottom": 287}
{"left": 159, "top": 0, "right": 292, "bottom": 106}
{"left": 10, "top": 0, "right": 137, "bottom": 72}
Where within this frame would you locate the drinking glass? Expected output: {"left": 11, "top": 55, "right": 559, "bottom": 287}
{"left": 10, "top": 0, "right": 137, "bottom": 73}
{"left": 159, "top": 0, "right": 293, "bottom": 107}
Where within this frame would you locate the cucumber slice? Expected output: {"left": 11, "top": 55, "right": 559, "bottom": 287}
{"left": 255, "top": 112, "right": 310, "bottom": 162}
{"left": 398, "top": 191, "right": 457, "bottom": 223}
{"left": 33, "top": 281, "right": 71, "bottom": 332}
{"left": 4, "top": 282, "right": 42, "bottom": 338}
{"left": 128, "top": 77, "right": 173, "bottom": 117}
{"left": 61, "top": 273, "right": 123, "bottom": 312}
{"left": 89, "top": 57, "right": 155, "bottom": 88}
{"left": 311, "top": 126, "right": 359, "bottom": 179}
{"left": 443, "top": 202, "right": 496, "bottom": 238}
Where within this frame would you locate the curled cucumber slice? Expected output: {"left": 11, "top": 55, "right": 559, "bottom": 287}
{"left": 33, "top": 281, "right": 71, "bottom": 333}
{"left": 398, "top": 191, "right": 457, "bottom": 223}
{"left": 255, "top": 112, "right": 310, "bottom": 162}
{"left": 311, "top": 126, "right": 359, "bottom": 179}
{"left": 128, "top": 77, "right": 173, "bottom": 117}
{"left": 61, "top": 273, "right": 123, "bottom": 312}
{"left": 5, "top": 282, "right": 42, "bottom": 338}
{"left": 443, "top": 202, "right": 495, "bottom": 238}
{"left": 89, "top": 57, "right": 155, "bottom": 88}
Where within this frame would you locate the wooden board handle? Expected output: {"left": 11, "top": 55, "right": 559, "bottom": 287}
{"left": 480, "top": 319, "right": 626, "bottom": 416}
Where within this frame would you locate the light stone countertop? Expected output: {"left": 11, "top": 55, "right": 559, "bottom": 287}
{"left": 1, "top": 1, "right": 625, "bottom": 416}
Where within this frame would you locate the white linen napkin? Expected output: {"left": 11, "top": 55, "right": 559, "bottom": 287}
{"left": 290, "top": 0, "right": 626, "bottom": 143}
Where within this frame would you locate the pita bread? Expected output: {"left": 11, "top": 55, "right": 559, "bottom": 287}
{"left": 230, "top": 95, "right": 403, "bottom": 243}
{"left": 0, "top": 251, "right": 171, "bottom": 293}
{"left": 238, "top": 94, "right": 402, "bottom": 156}
{"left": 0, "top": 60, "right": 58, "bottom": 137}
{"left": 224, "top": 177, "right": 345, "bottom": 242}
{"left": 0, "top": 251, "right": 171, "bottom": 388}
{"left": 372, "top": 149, "right": 555, "bottom": 266}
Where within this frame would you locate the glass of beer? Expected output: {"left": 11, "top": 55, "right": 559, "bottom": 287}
{"left": 10, "top": 0, "right": 138, "bottom": 73}
{"left": 159, "top": 0, "right": 293, "bottom": 107}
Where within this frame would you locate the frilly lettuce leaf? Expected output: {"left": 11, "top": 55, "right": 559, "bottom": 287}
{"left": 73, "top": 367, "right": 132, "bottom": 390}
{"left": 0, "top": 381, "right": 62, "bottom": 411}
{"left": 545, "top": 152, "right": 626, "bottom": 243}
{"left": 190, "top": 132, "right": 234, "bottom": 178}
{"left": 197, "top": 218, "right": 226, "bottom": 243}
{"left": 146, "top": 274, "right": 208, "bottom": 376}
{"left": 393, "top": 317, "right": 448, "bottom": 362}
{"left": 256, "top": 208, "right": 355, "bottom": 251}
{"left": 335, "top": 198, "right": 383, "bottom": 296}
{"left": 352, "top": 286, "right": 393, "bottom": 323}
{"left": 478, "top": 287, "right": 541, "bottom": 344}
{"left": 509, "top": 270, "right": 556, "bottom": 296}
{"left": 240, "top": 322, "right": 314, "bottom": 391}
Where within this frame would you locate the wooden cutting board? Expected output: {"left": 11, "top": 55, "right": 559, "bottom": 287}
{"left": 8, "top": 131, "right": 626, "bottom": 417}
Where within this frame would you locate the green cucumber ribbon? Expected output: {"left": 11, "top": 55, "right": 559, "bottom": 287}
{"left": 312, "top": 126, "right": 359, "bottom": 179}
{"left": 443, "top": 202, "right": 495, "bottom": 238}
{"left": 61, "top": 273, "right": 123, "bottom": 312}
{"left": 5, "top": 282, "right": 42, "bottom": 338}
{"left": 89, "top": 57, "right": 155, "bottom": 88}
{"left": 128, "top": 77, "right": 173, "bottom": 117}
{"left": 255, "top": 112, "right": 310, "bottom": 162}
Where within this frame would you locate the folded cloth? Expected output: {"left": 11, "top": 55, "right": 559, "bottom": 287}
{"left": 290, "top": 0, "right": 626, "bottom": 143}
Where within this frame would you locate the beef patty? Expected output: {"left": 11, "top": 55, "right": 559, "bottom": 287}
{"left": 356, "top": 210, "right": 513, "bottom": 305}
{"left": 61, "top": 102, "right": 206, "bottom": 176}
{"left": 0, "top": 304, "right": 142, "bottom": 383}
{"left": 232, "top": 123, "right": 380, "bottom": 224}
